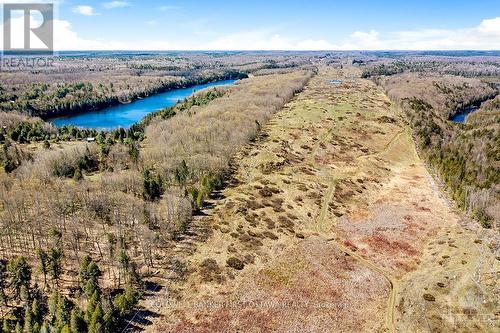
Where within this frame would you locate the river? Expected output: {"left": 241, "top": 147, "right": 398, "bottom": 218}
{"left": 50, "top": 79, "right": 238, "bottom": 130}
{"left": 450, "top": 105, "right": 479, "bottom": 123}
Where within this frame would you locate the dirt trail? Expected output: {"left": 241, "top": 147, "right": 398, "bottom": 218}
{"left": 147, "top": 66, "right": 498, "bottom": 332}
{"left": 315, "top": 127, "right": 407, "bottom": 333}
{"left": 326, "top": 238, "right": 398, "bottom": 333}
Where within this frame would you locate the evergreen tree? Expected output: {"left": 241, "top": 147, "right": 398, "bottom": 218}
{"left": 48, "top": 290, "right": 71, "bottom": 329}
{"left": 48, "top": 290, "right": 59, "bottom": 320}
{"left": 39, "top": 321, "right": 49, "bottom": 333}
{"left": 31, "top": 299, "right": 43, "bottom": 329}
{"left": 48, "top": 248, "right": 63, "bottom": 287}
{"left": 32, "top": 322, "right": 41, "bottom": 333}
{"left": 101, "top": 295, "right": 117, "bottom": 333}
{"left": 20, "top": 286, "right": 30, "bottom": 305}
{"left": 55, "top": 294, "right": 72, "bottom": 330}
{"left": 83, "top": 279, "right": 99, "bottom": 299}
{"left": 102, "top": 312, "right": 115, "bottom": 333}
{"left": 143, "top": 169, "right": 162, "bottom": 201}
{"left": 79, "top": 256, "right": 101, "bottom": 297}
{"left": 128, "top": 262, "right": 142, "bottom": 289}
{"left": 23, "top": 304, "right": 33, "bottom": 333}
{"left": 15, "top": 322, "right": 22, "bottom": 333}
{"left": 113, "top": 285, "right": 139, "bottom": 317}
{"left": 73, "top": 167, "right": 83, "bottom": 181}
{"left": 174, "top": 160, "right": 189, "bottom": 187}
{"left": 70, "top": 308, "right": 86, "bottom": 333}
{"left": 78, "top": 255, "right": 92, "bottom": 290}
{"left": 85, "top": 291, "right": 100, "bottom": 323}
{"left": 7, "top": 257, "right": 31, "bottom": 300}
{"left": 127, "top": 142, "right": 139, "bottom": 163}
{"left": 60, "top": 325, "right": 71, "bottom": 333}
{"left": 0, "top": 259, "right": 8, "bottom": 306}
{"left": 36, "top": 249, "right": 49, "bottom": 290}
{"left": 118, "top": 250, "right": 131, "bottom": 286}
{"left": 87, "top": 304, "right": 103, "bottom": 333}
{"left": 3, "top": 319, "right": 11, "bottom": 333}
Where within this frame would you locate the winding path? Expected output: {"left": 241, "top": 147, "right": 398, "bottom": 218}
{"left": 312, "top": 124, "right": 407, "bottom": 333}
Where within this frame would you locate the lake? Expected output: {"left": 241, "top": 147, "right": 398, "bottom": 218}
{"left": 50, "top": 79, "right": 238, "bottom": 130}
{"left": 450, "top": 106, "right": 479, "bottom": 123}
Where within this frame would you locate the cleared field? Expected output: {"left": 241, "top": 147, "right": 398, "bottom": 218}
{"left": 396, "top": 220, "right": 499, "bottom": 332}
{"left": 146, "top": 66, "right": 498, "bottom": 332}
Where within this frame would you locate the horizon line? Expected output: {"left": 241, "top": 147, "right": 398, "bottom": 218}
{"left": 2, "top": 49, "right": 500, "bottom": 53}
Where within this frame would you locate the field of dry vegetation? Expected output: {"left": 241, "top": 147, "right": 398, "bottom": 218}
{"left": 148, "top": 65, "right": 498, "bottom": 333}
{"left": 0, "top": 51, "right": 498, "bottom": 332}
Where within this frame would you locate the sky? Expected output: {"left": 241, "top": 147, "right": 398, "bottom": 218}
{"left": 1, "top": 0, "right": 500, "bottom": 50}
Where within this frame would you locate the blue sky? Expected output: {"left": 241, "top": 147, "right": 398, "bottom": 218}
{"left": 3, "top": 0, "right": 500, "bottom": 50}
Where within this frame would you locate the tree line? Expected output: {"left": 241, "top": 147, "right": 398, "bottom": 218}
{"left": 0, "top": 71, "right": 246, "bottom": 120}
{"left": 378, "top": 71, "right": 499, "bottom": 227}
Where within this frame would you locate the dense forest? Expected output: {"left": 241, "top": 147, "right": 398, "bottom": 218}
{"left": 361, "top": 56, "right": 500, "bottom": 78}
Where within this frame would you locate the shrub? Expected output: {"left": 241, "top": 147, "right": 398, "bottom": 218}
{"left": 226, "top": 257, "right": 244, "bottom": 270}
{"left": 113, "top": 285, "right": 139, "bottom": 317}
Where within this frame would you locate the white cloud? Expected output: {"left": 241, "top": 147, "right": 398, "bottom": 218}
{"left": 337, "top": 17, "right": 500, "bottom": 50}
{"left": 102, "top": 1, "right": 131, "bottom": 9}
{"left": 179, "top": 17, "right": 500, "bottom": 50}
{"left": 477, "top": 17, "right": 500, "bottom": 34}
{"left": 345, "top": 30, "right": 381, "bottom": 49}
{"left": 53, "top": 19, "right": 128, "bottom": 50}
{"left": 294, "top": 39, "right": 337, "bottom": 50}
{"left": 200, "top": 31, "right": 335, "bottom": 51}
{"left": 72, "top": 5, "right": 99, "bottom": 16}
{"left": 202, "top": 31, "right": 286, "bottom": 50}
{"left": 3, "top": 13, "right": 499, "bottom": 51}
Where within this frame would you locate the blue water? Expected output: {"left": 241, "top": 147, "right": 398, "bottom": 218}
{"left": 450, "top": 106, "right": 478, "bottom": 123}
{"left": 50, "top": 79, "right": 238, "bottom": 130}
